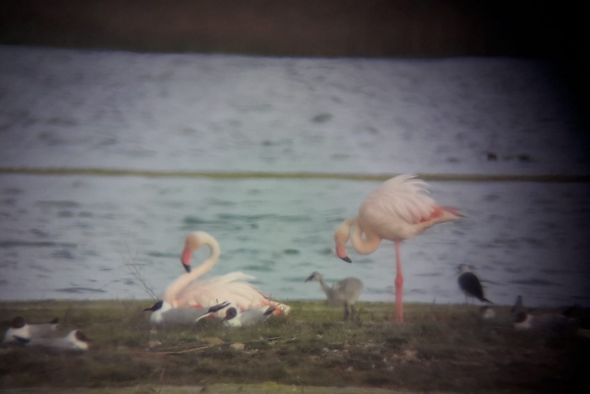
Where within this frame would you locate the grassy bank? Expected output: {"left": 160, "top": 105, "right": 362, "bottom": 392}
{"left": 0, "top": 300, "right": 588, "bottom": 393}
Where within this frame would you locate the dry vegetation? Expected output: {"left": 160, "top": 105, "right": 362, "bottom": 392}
{"left": 0, "top": 300, "right": 588, "bottom": 393}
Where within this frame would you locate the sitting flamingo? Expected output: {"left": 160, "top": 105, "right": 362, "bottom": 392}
{"left": 162, "top": 231, "right": 290, "bottom": 318}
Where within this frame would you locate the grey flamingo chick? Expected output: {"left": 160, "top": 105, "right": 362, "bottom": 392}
{"left": 305, "top": 271, "right": 363, "bottom": 320}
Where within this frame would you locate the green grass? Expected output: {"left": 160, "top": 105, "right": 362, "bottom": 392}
{"left": 0, "top": 300, "right": 588, "bottom": 393}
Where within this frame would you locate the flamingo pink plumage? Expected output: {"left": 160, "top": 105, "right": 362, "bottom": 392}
{"left": 163, "top": 231, "right": 289, "bottom": 318}
{"left": 334, "top": 174, "right": 461, "bottom": 323}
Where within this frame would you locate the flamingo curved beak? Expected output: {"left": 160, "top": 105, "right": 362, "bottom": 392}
{"left": 181, "top": 244, "right": 193, "bottom": 272}
{"left": 336, "top": 242, "right": 352, "bottom": 263}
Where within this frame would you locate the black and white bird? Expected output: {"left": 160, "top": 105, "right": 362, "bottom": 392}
{"left": 305, "top": 271, "right": 363, "bottom": 320}
{"left": 3, "top": 316, "right": 59, "bottom": 344}
{"left": 512, "top": 295, "right": 574, "bottom": 332}
{"left": 15, "top": 329, "right": 91, "bottom": 351}
{"left": 143, "top": 300, "right": 230, "bottom": 326}
{"left": 222, "top": 305, "right": 276, "bottom": 327}
{"left": 457, "top": 264, "right": 492, "bottom": 304}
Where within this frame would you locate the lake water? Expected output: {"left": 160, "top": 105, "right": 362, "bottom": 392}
{"left": 1, "top": 46, "right": 589, "bottom": 307}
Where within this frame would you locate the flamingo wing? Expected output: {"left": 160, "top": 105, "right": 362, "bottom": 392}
{"left": 366, "top": 174, "right": 436, "bottom": 224}
{"left": 175, "top": 272, "right": 271, "bottom": 311}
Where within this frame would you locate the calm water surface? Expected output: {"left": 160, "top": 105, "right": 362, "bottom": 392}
{"left": 1, "top": 46, "right": 590, "bottom": 307}
{"left": 1, "top": 175, "right": 589, "bottom": 308}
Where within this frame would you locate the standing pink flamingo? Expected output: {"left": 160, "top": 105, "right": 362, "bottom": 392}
{"left": 334, "top": 174, "right": 461, "bottom": 323}
{"left": 162, "top": 231, "right": 290, "bottom": 318}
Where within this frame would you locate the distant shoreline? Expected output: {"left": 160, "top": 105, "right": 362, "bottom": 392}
{"left": 1, "top": 166, "right": 589, "bottom": 183}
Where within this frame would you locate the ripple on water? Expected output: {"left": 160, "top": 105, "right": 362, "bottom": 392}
{"left": 284, "top": 276, "right": 309, "bottom": 284}
{"left": 1, "top": 188, "right": 23, "bottom": 195}
{"left": 216, "top": 213, "right": 275, "bottom": 222}
{"left": 146, "top": 251, "right": 178, "bottom": 259}
{"left": 509, "top": 278, "right": 560, "bottom": 287}
{"left": 51, "top": 249, "right": 75, "bottom": 259}
{"left": 227, "top": 247, "right": 260, "bottom": 256}
{"left": 206, "top": 198, "right": 236, "bottom": 207}
{"left": 182, "top": 216, "right": 214, "bottom": 225}
{"left": 241, "top": 265, "right": 270, "bottom": 272}
{"left": 414, "top": 272, "right": 441, "bottom": 277}
{"left": 0, "top": 260, "right": 17, "bottom": 269}
{"left": 36, "top": 200, "right": 81, "bottom": 208}
{"left": 30, "top": 264, "right": 52, "bottom": 273}
{"left": 0, "top": 240, "right": 77, "bottom": 248}
{"left": 350, "top": 257, "right": 373, "bottom": 265}
{"left": 55, "top": 287, "right": 106, "bottom": 294}
{"left": 316, "top": 247, "right": 333, "bottom": 256}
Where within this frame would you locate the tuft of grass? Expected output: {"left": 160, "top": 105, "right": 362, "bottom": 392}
{"left": 0, "top": 300, "right": 588, "bottom": 393}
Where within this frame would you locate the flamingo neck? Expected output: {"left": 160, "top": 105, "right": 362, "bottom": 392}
{"left": 334, "top": 218, "right": 353, "bottom": 259}
{"left": 317, "top": 276, "right": 332, "bottom": 297}
{"left": 349, "top": 219, "right": 381, "bottom": 255}
{"left": 187, "top": 233, "right": 221, "bottom": 278}
{"left": 163, "top": 233, "right": 221, "bottom": 306}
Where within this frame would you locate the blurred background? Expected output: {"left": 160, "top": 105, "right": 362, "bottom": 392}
{"left": 0, "top": 0, "right": 589, "bottom": 307}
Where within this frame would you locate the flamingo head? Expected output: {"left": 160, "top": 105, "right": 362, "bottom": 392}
{"left": 336, "top": 244, "right": 352, "bottom": 263}
{"left": 334, "top": 220, "right": 352, "bottom": 263}
{"left": 181, "top": 232, "right": 203, "bottom": 272}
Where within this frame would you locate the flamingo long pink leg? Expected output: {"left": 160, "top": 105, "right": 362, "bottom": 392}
{"left": 394, "top": 241, "right": 404, "bottom": 323}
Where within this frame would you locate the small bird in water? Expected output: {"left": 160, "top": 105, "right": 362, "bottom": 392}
{"left": 143, "top": 300, "right": 230, "bottom": 326}
{"left": 222, "top": 305, "right": 276, "bottom": 327}
{"left": 3, "top": 316, "right": 59, "bottom": 344}
{"left": 305, "top": 271, "right": 363, "bottom": 320}
{"left": 14, "top": 329, "right": 91, "bottom": 351}
{"left": 457, "top": 264, "right": 492, "bottom": 304}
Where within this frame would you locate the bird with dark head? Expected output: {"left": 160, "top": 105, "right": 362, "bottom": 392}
{"left": 457, "top": 264, "right": 492, "bottom": 304}
{"left": 143, "top": 299, "right": 230, "bottom": 325}
{"left": 3, "top": 316, "right": 60, "bottom": 344}
{"left": 223, "top": 305, "right": 276, "bottom": 327}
